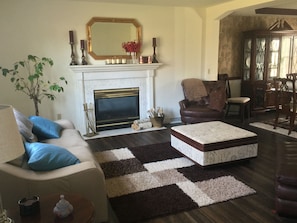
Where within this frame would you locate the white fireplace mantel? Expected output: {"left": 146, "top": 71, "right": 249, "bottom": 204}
{"left": 69, "top": 63, "right": 162, "bottom": 134}
{"left": 69, "top": 63, "right": 162, "bottom": 73}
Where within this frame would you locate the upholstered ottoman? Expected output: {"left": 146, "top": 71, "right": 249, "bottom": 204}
{"left": 171, "top": 121, "right": 258, "bottom": 166}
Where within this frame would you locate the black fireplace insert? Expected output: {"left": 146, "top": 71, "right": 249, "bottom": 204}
{"left": 94, "top": 87, "right": 140, "bottom": 131}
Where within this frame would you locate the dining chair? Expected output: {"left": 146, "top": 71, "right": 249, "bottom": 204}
{"left": 286, "top": 73, "right": 297, "bottom": 134}
{"left": 218, "top": 73, "right": 250, "bottom": 122}
{"left": 273, "top": 76, "right": 296, "bottom": 135}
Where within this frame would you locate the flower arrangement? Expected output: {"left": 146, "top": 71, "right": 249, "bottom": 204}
{"left": 122, "top": 41, "right": 141, "bottom": 53}
{"left": 148, "top": 107, "right": 164, "bottom": 118}
{"left": 148, "top": 107, "right": 164, "bottom": 127}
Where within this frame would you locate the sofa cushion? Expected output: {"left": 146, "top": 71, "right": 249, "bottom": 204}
{"left": 29, "top": 116, "right": 62, "bottom": 139}
{"left": 42, "top": 128, "right": 96, "bottom": 164}
{"left": 42, "top": 128, "right": 88, "bottom": 148}
{"left": 13, "top": 108, "right": 36, "bottom": 142}
{"left": 24, "top": 142, "right": 80, "bottom": 171}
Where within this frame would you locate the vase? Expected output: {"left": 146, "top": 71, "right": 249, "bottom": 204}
{"left": 150, "top": 116, "right": 164, "bottom": 128}
{"left": 131, "top": 52, "right": 138, "bottom": 64}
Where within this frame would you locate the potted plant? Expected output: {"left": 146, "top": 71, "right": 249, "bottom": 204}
{"left": 0, "top": 55, "right": 67, "bottom": 116}
{"left": 148, "top": 107, "right": 164, "bottom": 127}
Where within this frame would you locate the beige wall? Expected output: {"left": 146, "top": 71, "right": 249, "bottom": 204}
{"left": 0, "top": 0, "right": 206, "bottom": 123}
{"left": 0, "top": 0, "right": 280, "bottom": 123}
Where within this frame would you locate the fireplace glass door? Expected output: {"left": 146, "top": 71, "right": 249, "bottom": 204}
{"left": 94, "top": 87, "right": 140, "bottom": 131}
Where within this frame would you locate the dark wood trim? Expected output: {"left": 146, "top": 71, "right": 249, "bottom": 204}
{"left": 255, "top": 7, "right": 297, "bottom": 16}
{"left": 171, "top": 128, "right": 258, "bottom": 152}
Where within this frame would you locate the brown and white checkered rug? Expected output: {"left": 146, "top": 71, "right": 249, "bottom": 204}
{"left": 95, "top": 142, "right": 256, "bottom": 223}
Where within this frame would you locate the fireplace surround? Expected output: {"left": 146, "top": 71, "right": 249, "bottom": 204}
{"left": 70, "top": 63, "right": 162, "bottom": 135}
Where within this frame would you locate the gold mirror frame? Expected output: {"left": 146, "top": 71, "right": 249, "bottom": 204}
{"left": 86, "top": 17, "right": 142, "bottom": 60}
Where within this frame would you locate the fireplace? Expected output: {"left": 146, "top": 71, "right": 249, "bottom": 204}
{"left": 94, "top": 87, "right": 140, "bottom": 131}
{"left": 69, "top": 63, "right": 161, "bottom": 135}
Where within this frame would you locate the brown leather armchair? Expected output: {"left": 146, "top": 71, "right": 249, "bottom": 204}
{"left": 179, "top": 78, "right": 226, "bottom": 124}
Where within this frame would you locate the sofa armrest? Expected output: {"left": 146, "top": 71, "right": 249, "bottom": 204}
{"left": 54, "top": 119, "right": 75, "bottom": 129}
{"left": 0, "top": 161, "right": 102, "bottom": 183}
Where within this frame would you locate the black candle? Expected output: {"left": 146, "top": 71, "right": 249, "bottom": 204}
{"left": 152, "top": 37, "right": 157, "bottom": 47}
{"left": 69, "top": 31, "right": 74, "bottom": 43}
{"left": 80, "top": 40, "right": 85, "bottom": 49}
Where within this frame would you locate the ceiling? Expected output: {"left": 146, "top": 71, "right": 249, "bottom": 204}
{"left": 73, "top": 0, "right": 233, "bottom": 8}
{"left": 234, "top": 1, "right": 297, "bottom": 16}
{"left": 73, "top": 0, "right": 297, "bottom": 16}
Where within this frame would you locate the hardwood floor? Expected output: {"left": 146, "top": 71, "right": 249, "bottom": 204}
{"left": 87, "top": 112, "right": 297, "bottom": 223}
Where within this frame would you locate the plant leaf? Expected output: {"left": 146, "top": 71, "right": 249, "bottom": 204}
{"left": 0, "top": 55, "right": 67, "bottom": 115}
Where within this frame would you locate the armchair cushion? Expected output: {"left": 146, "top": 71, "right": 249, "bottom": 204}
{"left": 181, "top": 78, "right": 208, "bottom": 102}
{"left": 208, "top": 80, "right": 226, "bottom": 111}
{"left": 179, "top": 78, "right": 226, "bottom": 124}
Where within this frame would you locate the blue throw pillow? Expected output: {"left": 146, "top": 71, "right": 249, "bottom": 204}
{"left": 25, "top": 142, "right": 80, "bottom": 171}
{"left": 29, "top": 116, "right": 62, "bottom": 139}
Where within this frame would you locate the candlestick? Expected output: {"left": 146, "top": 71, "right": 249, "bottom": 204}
{"left": 152, "top": 37, "right": 157, "bottom": 47}
{"left": 152, "top": 37, "right": 158, "bottom": 63}
{"left": 69, "top": 30, "right": 77, "bottom": 65}
{"left": 80, "top": 40, "right": 85, "bottom": 50}
{"left": 68, "top": 31, "right": 77, "bottom": 65}
{"left": 81, "top": 48, "right": 88, "bottom": 65}
{"left": 69, "top": 31, "right": 74, "bottom": 44}
{"left": 70, "top": 42, "right": 77, "bottom": 65}
{"left": 80, "top": 40, "right": 87, "bottom": 65}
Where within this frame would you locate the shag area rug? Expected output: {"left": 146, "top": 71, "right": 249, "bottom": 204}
{"left": 250, "top": 117, "right": 297, "bottom": 139}
{"left": 94, "top": 142, "right": 256, "bottom": 223}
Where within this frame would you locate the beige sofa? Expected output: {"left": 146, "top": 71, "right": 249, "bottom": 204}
{"left": 0, "top": 119, "right": 108, "bottom": 223}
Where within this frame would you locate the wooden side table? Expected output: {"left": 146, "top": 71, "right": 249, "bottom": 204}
{"left": 7, "top": 194, "right": 95, "bottom": 223}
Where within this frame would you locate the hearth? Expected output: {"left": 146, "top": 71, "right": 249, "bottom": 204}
{"left": 94, "top": 87, "right": 140, "bottom": 131}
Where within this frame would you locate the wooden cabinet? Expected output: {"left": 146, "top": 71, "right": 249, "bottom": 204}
{"left": 241, "top": 29, "right": 297, "bottom": 111}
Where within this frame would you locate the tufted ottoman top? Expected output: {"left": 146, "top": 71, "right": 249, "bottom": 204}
{"left": 171, "top": 121, "right": 257, "bottom": 152}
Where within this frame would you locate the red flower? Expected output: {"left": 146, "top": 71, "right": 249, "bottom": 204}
{"left": 122, "top": 41, "right": 140, "bottom": 53}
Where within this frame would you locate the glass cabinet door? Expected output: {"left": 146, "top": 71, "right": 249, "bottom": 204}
{"left": 243, "top": 38, "right": 251, "bottom": 80}
{"left": 291, "top": 36, "right": 297, "bottom": 74}
{"left": 280, "top": 36, "right": 297, "bottom": 77}
{"left": 255, "top": 38, "right": 266, "bottom": 81}
{"left": 267, "top": 37, "right": 280, "bottom": 80}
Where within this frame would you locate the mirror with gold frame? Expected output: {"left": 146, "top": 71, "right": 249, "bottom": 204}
{"left": 86, "top": 17, "right": 142, "bottom": 60}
